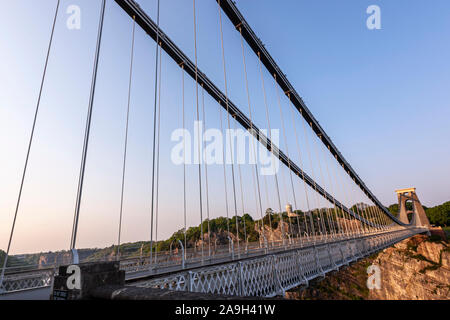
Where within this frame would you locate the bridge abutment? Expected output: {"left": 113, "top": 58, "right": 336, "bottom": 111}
{"left": 51, "top": 261, "right": 124, "bottom": 300}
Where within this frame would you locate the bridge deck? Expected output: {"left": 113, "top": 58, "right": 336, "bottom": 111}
{"left": 0, "top": 227, "right": 427, "bottom": 299}
{"left": 131, "top": 228, "right": 426, "bottom": 297}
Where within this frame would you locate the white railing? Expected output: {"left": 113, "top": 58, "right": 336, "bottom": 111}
{"left": 0, "top": 268, "right": 55, "bottom": 294}
{"left": 0, "top": 226, "right": 426, "bottom": 296}
{"left": 132, "top": 227, "right": 426, "bottom": 297}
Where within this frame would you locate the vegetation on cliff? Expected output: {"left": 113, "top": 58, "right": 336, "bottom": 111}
{"left": 0, "top": 250, "right": 22, "bottom": 268}
{"left": 425, "top": 202, "right": 450, "bottom": 227}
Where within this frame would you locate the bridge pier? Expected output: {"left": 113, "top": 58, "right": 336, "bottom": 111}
{"left": 51, "top": 262, "right": 124, "bottom": 300}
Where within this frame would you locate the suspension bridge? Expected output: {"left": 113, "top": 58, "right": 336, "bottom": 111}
{"left": 0, "top": 0, "right": 430, "bottom": 300}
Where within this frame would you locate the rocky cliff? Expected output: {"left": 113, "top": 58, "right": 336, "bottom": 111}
{"left": 285, "top": 234, "right": 449, "bottom": 300}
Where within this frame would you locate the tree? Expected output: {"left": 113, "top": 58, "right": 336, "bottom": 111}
{"left": 426, "top": 202, "right": 450, "bottom": 227}
{"left": 387, "top": 204, "right": 398, "bottom": 216}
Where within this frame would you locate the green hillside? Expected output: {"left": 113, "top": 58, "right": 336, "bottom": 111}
{"left": 0, "top": 250, "right": 24, "bottom": 269}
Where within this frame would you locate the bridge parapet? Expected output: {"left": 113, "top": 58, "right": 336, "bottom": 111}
{"left": 0, "top": 227, "right": 427, "bottom": 298}
{"left": 131, "top": 228, "right": 426, "bottom": 298}
{"left": 0, "top": 268, "right": 54, "bottom": 294}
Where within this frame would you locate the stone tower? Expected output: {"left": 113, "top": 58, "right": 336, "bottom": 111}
{"left": 286, "top": 203, "right": 297, "bottom": 217}
{"left": 395, "top": 188, "right": 430, "bottom": 227}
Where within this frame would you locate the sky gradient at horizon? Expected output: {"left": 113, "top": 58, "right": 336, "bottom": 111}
{"left": 1, "top": 0, "right": 449, "bottom": 254}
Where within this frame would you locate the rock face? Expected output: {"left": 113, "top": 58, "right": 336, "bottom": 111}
{"left": 36, "top": 249, "right": 98, "bottom": 269}
{"left": 285, "top": 235, "right": 450, "bottom": 300}
{"left": 416, "top": 240, "right": 446, "bottom": 264}
{"left": 369, "top": 235, "right": 449, "bottom": 300}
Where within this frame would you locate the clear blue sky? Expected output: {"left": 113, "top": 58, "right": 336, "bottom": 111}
{"left": 1, "top": 0, "right": 449, "bottom": 254}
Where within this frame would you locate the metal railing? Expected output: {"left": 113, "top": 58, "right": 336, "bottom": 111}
{"left": 0, "top": 226, "right": 426, "bottom": 295}
{"left": 132, "top": 227, "right": 426, "bottom": 297}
